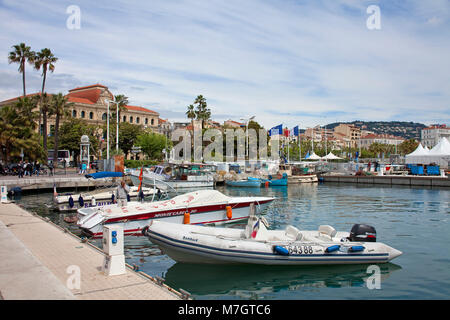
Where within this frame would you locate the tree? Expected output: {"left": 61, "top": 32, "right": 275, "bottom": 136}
{"left": 8, "top": 43, "right": 35, "bottom": 97}
{"left": 111, "top": 94, "right": 128, "bottom": 122}
{"left": 49, "top": 93, "right": 73, "bottom": 164}
{"left": 108, "top": 122, "right": 143, "bottom": 157}
{"left": 398, "top": 139, "right": 419, "bottom": 155}
{"left": 34, "top": 48, "right": 58, "bottom": 136}
{"left": 0, "top": 97, "right": 42, "bottom": 163}
{"left": 38, "top": 93, "right": 52, "bottom": 159}
{"left": 136, "top": 132, "right": 172, "bottom": 160}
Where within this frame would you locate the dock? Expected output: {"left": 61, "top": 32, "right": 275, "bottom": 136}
{"left": 0, "top": 202, "right": 183, "bottom": 300}
{"left": 320, "top": 174, "right": 450, "bottom": 187}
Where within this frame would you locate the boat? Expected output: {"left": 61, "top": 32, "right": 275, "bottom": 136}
{"left": 77, "top": 189, "right": 274, "bottom": 238}
{"left": 130, "top": 162, "right": 216, "bottom": 190}
{"left": 225, "top": 178, "right": 261, "bottom": 188}
{"left": 142, "top": 214, "right": 402, "bottom": 265}
{"left": 297, "top": 174, "right": 319, "bottom": 183}
{"left": 53, "top": 171, "right": 155, "bottom": 211}
{"left": 261, "top": 173, "right": 288, "bottom": 186}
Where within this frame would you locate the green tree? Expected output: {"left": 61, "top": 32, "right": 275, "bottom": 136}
{"left": 136, "top": 132, "right": 172, "bottom": 160}
{"left": 111, "top": 94, "right": 128, "bottom": 122}
{"left": 38, "top": 93, "right": 52, "bottom": 158}
{"left": 8, "top": 43, "right": 35, "bottom": 97}
{"left": 109, "top": 122, "right": 144, "bottom": 157}
{"left": 398, "top": 139, "right": 419, "bottom": 155}
{"left": 0, "top": 97, "right": 42, "bottom": 163}
{"left": 49, "top": 93, "right": 73, "bottom": 164}
{"left": 58, "top": 118, "right": 99, "bottom": 165}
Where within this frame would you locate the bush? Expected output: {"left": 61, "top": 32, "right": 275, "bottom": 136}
{"left": 124, "top": 159, "right": 160, "bottom": 169}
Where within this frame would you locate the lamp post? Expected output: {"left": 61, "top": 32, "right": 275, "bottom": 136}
{"left": 240, "top": 115, "right": 255, "bottom": 160}
{"left": 106, "top": 98, "right": 127, "bottom": 160}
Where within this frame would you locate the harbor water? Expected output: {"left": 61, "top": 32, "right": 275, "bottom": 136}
{"left": 13, "top": 183, "right": 450, "bottom": 300}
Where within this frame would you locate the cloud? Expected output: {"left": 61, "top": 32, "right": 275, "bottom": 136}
{"left": 0, "top": 0, "right": 449, "bottom": 128}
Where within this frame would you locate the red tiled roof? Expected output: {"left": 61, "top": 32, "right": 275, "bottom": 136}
{"left": 66, "top": 88, "right": 102, "bottom": 104}
{"left": 68, "top": 84, "right": 108, "bottom": 92}
{"left": 125, "top": 105, "right": 158, "bottom": 114}
{"left": 67, "top": 96, "right": 95, "bottom": 105}
{"left": 0, "top": 92, "right": 46, "bottom": 104}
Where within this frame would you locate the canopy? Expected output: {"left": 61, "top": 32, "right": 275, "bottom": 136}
{"left": 406, "top": 143, "right": 429, "bottom": 157}
{"left": 85, "top": 171, "right": 124, "bottom": 179}
{"left": 429, "top": 137, "right": 450, "bottom": 155}
{"left": 306, "top": 151, "right": 322, "bottom": 160}
{"left": 405, "top": 138, "right": 450, "bottom": 168}
{"left": 321, "top": 152, "right": 343, "bottom": 160}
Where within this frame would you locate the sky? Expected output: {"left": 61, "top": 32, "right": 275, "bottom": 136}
{"left": 0, "top": 0, "right": 449, "bottom": 129}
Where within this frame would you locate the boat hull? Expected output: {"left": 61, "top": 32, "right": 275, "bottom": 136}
{"left": 130, "top": 174, "right": 214, "bottom": 190}
{"left": 144, "top": 222, "right": 402, "bottom": 265}
{"left": 225, "top": 180, "right": 261, "bottom": 187}
{"left": 78, "top": 198, "right": 273, "bottom": 238}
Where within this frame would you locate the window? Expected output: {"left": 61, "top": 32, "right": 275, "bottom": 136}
{"left": 81, "top": 111, "right": 85, "bottom": 118}
{"left": 123, "top": 115, "right": 127, "bottom": 122}
{"left": 130, "top": 116, "right": 133, "bottom": 123}
{"left": 145, "top": 118, "right": 148, "bottom": 125}
{"left": 151, "top": 118, "right": 154, "bottom": 125}
{"left": 89, "top": 112, "right": 94, "bottom": 120}
{"left": 102, "top": 113, "right": 107, "bottom": 121}
{"left": 136, "top": 117, "right": 140, "bottom": 124}
{"left": 72, "top": 110, "right": 77, "bottom": 117}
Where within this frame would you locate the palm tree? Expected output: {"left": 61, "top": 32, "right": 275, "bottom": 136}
{"left": 193, "top": 95, "right": 211, "bottom": 128}
{"left": 8, "top": 43, "right": 35, "bottom": 97}
{"left": 34, "top": 48, "right": 58, "bottom": 137}
{"left": 50, "top": 93, "right": 73, "bottom": 164}
{"left": 38, "top": 93, "right": 52, "bottom": 157}
{"left": 112, "top": 94, "right": 128, "bottom": 123}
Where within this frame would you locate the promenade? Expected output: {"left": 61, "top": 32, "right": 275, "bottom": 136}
{"left": 0, "top": 202, "right": 182, "bottom": 300}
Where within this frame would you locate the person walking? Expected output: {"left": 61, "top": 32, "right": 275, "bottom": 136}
{"left": 116, "top": 180, "right": 130, "bottom": 207}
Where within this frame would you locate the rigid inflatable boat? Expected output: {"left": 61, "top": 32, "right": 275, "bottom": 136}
{"left": 143, "top": 215, "right": 402, "bottom": 265}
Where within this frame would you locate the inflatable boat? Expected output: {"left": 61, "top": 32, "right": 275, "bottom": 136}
{"left": 143, "top": 215, "right": 402, "bottom": 265}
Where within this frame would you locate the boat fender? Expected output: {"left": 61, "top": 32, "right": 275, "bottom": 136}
{"left": 68, "top": 196, "right": 74, "bottom": 208}
{"left": 349, "top": 245, "right": 365, "bottom": 252}
{"left": 111, "top": 194, "right": 115, "bottom": 203}
{"left": 184, "top": 212, "right": 190, "bottom": 224}
{"left": 273, "top": 245, "right": 289, "bottom": 256}
{"left": 91, "top": 197, "right": 96, "bottom": 206}
{"left": 265, "top": 181, "right": 270, "bottom": 188}
{"left": 139, "top": 190, "right": 145, "bottom": 201}
{"left": 226, "top": 206, "right": 232, "bottom": 219}
{"left": 78, "top": 195, "right": 84, "bottom": 207}
{"left": 325, "top": 245, "right": 340, "bottom": 253}
{"left": 127, "top": 194, "right": 131, "bottom": 202}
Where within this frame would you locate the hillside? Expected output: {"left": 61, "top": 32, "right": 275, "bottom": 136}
{"left": 326, "top": 121, "right": 426, "bottom": 140}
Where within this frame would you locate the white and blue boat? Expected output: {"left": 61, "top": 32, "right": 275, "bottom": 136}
{"left": 225, "top": 178, "right": 261, "bottom": 188}
{"left": 143, "top": 216, "right": 402, "bottom": 265}
{"left": 261, "top": 173, "right": 288, "bottom": 186}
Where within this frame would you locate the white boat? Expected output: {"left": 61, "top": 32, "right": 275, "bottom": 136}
{"left": 297, "top": 174, "right": 319, "bottom": 183}
{"left": 77, "top": 189, "right": 274, "bottom": 238}
{"left": 130, "top": 162, "right": 216, "bottom": 190}
{"left": 54, "top": 185, "right": 156, "bottom": 211}
{"left": 143, "top": 215, "right": 402, "bottom": 265}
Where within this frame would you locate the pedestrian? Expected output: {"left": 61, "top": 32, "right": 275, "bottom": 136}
{"left": 18, "top": 161, "right": 24, "bottom": 178}
{"left": 81, "top": 162, "right": 87, "bottom": 174}
{"left": 116, "top": 180, "right": 130, "bottom": 207}
{"left": 35, "top": 161, "right": 40, "bottom": 176}
{"left": 48, "top": 161, "right": 54, "bottom": 176}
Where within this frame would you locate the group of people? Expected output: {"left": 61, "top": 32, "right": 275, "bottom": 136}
{"left": 17, "top": 160, "right": 47, "bottom": 178}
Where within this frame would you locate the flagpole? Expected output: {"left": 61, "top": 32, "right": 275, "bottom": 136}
{"left": 299, "top": 125, "right": 301, "bottom": 162}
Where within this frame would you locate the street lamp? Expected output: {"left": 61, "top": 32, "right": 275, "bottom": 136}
{"left": 240, "top": 115, "right": 255, "bottom": 159}
{"left": 105, "top": 98, "right": 127, "bottom": 160}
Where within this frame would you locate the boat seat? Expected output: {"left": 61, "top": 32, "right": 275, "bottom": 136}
{"left": 285, "top": 225, "right": 303, "bottom": 241}
{"left": 318, "top": 225, "right": 337, "bottom": 240}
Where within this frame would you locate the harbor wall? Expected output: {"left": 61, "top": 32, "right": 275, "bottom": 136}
{"left": 320, "top": 174, "right": 450, "bottom": 187}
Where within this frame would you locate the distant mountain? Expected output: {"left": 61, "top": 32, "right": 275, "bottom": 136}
{"left": 325, "top": 121, "right": 426, "bottom": 140}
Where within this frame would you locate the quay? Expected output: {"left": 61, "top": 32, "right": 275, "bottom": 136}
{"left": 319, "top": 174, "right": 450, "bottom": 187}
{"left": 0, "top": 202, "right": 183, "bottom": 300}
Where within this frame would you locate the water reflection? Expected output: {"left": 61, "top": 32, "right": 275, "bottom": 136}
{"left": 164, "top": 263, "right": 402, "bottom": 299}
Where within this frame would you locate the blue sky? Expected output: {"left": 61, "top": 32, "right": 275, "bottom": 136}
{"left": 0, "top": 0, "right": 449, "bottom": 129}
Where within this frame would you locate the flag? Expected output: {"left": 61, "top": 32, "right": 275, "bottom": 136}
{"left": 291, "top": 125, "right": 299, "bottom": 137}
{"left": 251, "top": 219, "right": 260, "bottom": 238}
{"left": 138, "top": 166, "right": 143, "bottom": 192}
{"left": 283, "top": 128, "right": 290, "bottom": 137}
{"left": 269, "top": 124, "right": 282, "bottom": 136}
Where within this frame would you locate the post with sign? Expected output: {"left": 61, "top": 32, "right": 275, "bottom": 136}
{"left": 1, "top": 186, "right": 8, "bottom": 203}
{"left": 80, "top": 135, "right": 90, "bottom": 170}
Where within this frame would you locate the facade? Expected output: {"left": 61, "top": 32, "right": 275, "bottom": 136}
{"left": 333, "top": 124, "right": 361, "bottom": 148}
{"left": 224, "top": 120, "right": 245, "bottom": 128}
{"left": 421, "top": 124, "right": 450, "bottom": 148}
{"left": 360, "top": 133, "right": 405, "bottom": 149}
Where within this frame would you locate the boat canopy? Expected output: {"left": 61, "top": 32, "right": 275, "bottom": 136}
{"left": 85, "top": 171, "right": 124, "bottom": 179}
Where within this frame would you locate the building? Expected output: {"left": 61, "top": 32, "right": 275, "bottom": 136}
{"left": 333, "top": 124, "right": 361, "bottom": 148}
{"left": 421, "top": 124, "right": 450, "bottom": 148}
{"left": 224, "top": 120, "right": 245, "bottom": 128}
{"left": 360, "top": 133, "right": 405, "bottom": 149}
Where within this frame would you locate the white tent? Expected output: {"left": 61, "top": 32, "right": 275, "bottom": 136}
{"left": 405, "top": 138, "right": 450, "bottom": 168}
{"left": 306, "top": 151, "right": 322, "bottom": 160}
{"left": 321, "top": 152, "right": 343, "bottom": 160}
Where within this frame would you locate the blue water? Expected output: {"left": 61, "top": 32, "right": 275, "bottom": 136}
{"left": 15, "top": 183, "right": 450, "bottom": 299}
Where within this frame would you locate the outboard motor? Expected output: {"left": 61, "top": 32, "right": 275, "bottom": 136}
{"left": 348, "top": 224, "right": 377, "bottom": 242}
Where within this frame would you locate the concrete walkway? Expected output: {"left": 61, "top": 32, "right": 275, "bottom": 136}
{"left": 0, "top": 203, "right": 181, "bottom": 300}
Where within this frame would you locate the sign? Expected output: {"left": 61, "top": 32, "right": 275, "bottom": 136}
{"left": 1, "top": 186, "right": 7, "bottom": 203}
{"left": 131, "top": 146, "right": 142, "bottom": 154}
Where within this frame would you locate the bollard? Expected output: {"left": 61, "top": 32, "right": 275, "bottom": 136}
{"left": 102, "top": 225, "right": 126, "bottom": 276}
{"left": 1, "top": 186, "right": 9, "bottom": 203}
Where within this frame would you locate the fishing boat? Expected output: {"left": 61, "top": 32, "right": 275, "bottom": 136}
{"left": 129, "top": 162, "right": 216, "bottom": 190}
{"left": 225, "top": 178, "right": 261, "bottom": 188}
{"left": 297, "top": 174, "right": 319, "bottom": 183}
{"left": 53, "top": 171, "right": 155, "bottom": 211}
{"left": 142, "top": 213, "right": 402, "bottom": 265}
{"left": 77, "top": 189, "right": 274, "bottom": 238}
{"left": 261, "top": 173, "right": 288, "bottom": 186}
